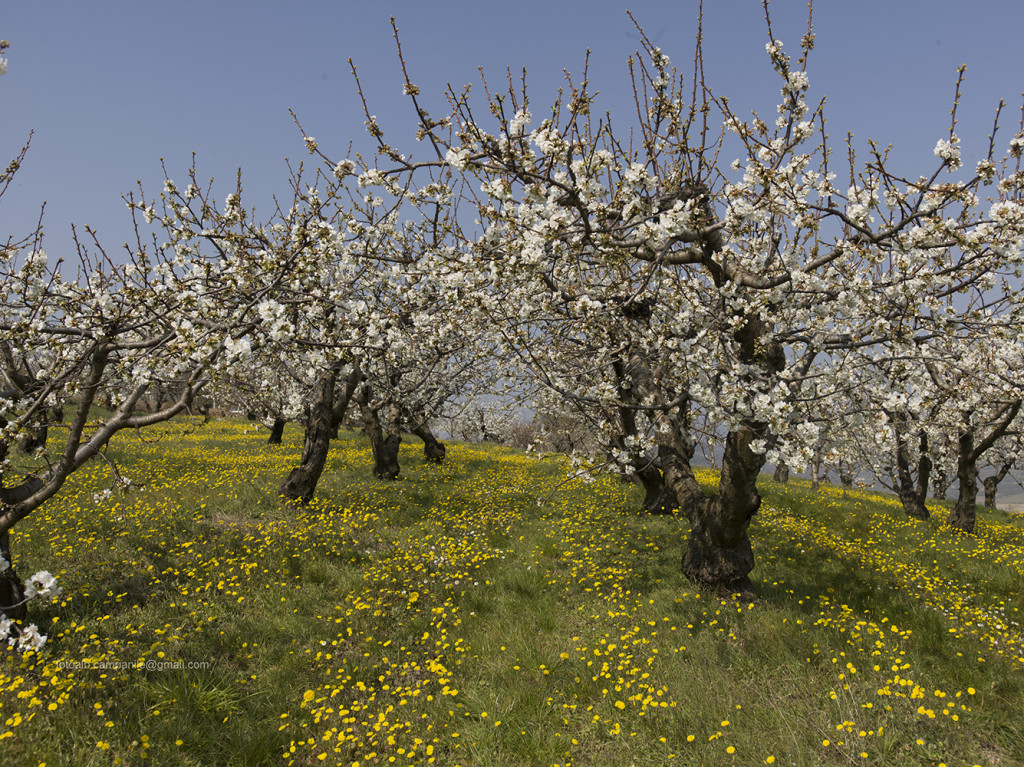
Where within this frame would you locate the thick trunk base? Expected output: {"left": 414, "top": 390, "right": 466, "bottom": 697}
{"left": 947, "top": 502, "right": 976, "bottom": 534}
{"left": 267, "top": 417, "right": 286, "bottom": 445}
{"left": 636, "top": 465, "right": 678, "bottom": 515}
{"left": 983, "top": 477, "right": 998, "bottom": 509}
{"left": 772, "top": 464, "right": 789, "bottom": 484}
{"left": 681, "top": 497, "right": 757, "bottom": 593}
{"left": 412, "top": 424, "right": 445, "bottom": 464}
{"left": 0, "top": 563, "right": 26, "bottom": 623}
{"left": 423, "top": 440, "right": 446, "bottom": 463}
{"left": 372, "top": 434, "right": 402, "bottom": 480}
{"left": 279, "top": 374, "right": 335, "bottom": 505}
{"left": 670, "top": 428, "right": 762, "bottom": 592}
{"left": 897, "top": 488, "right": 930, "bottom": 520}
{"left": 948, "top": 441, "right": 979, "bottom": 534}
{"left": 279, "top": 464, "right": 320, "bottom": 506}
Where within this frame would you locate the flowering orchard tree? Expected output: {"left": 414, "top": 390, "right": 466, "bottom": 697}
{"left": 837, "top": 356, "right": 946, "bottom": 520}
{"left": 381, "top": 7, "right": 1024, "bottom": 590}
{"left": 206, "top": 351, "right": 309, "bottom": 444}
{"left": 0, "top": 145, "right": 312, "bottom": 618}
{"left": 125, "top": 157, "right": 363, "bottom": 504}
{"left": 145, "top": 125, "right": 494, "bottom": 500}
{"left": 844, "top": 220, "right": 1024, "bottom": 530}
{"left": 281, "top": 151, "right": 494, "bottom": 490}
{"left": 980, "top": 434, "right": 1022, "bottom": 509}
{"left": 917, "top": 338, "right": 1022, "bottom": 532}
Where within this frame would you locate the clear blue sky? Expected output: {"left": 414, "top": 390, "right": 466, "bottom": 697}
{"left": 4, "top": 0, "right": 1024, "bottom": 252}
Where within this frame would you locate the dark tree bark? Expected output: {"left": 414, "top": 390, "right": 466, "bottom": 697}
{"left": 665, "top": 425, "right": 760, "bottom": 594}
{"left": 267, "top": 416, "right": 287, "bottom": 445}
{"left": 893, "top": 423, "right": 930, "bottom": 520}
{"left": 773, "top": 463, "right": 790, "bottom": 484}
{"left": 0, "top": 530, "right": 26, "bottom": 623}
{"left": 279, "top": 372, "right": 337, "bottom": 505}
{"left": 363, "top": 410, "right": 402, "bottom": 479}
{"left": 949, "top": 401, "right": 1021, "bottom": 533}
{"left": 916, "top": 433, "right": 932, "bottom": 506}
{"left": 838, "top": 460, "right": 855, "bottom": 489}
{"left": 279, "top": 365, "right": 362, "bottom": 503}
{"left": 358, "top": 384, "right": 402, "bottom": 480}
{"left": 411, "top": 422, "right": 446, "bottom": 463}
{"left": 983, "top": 460, "right": 1014, "bottom": 509}
{"left": 643, "top": 313, "right": 781, "bottom": 593}
{"left": 634, "top": 462, "right": 678, "bottom": 515}
{"left": 949, "top": 427, "right": 980, "bottom": 533}
{"left": 932, "top": 467, "right": 949, "bottom": 501}
{"left": 983, "top": 476, "right": 998, "bottom": 509}
{"left": 641, "top": 391, "right": 761, "bottom": 592}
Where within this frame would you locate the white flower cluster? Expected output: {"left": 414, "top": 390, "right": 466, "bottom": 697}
{"left": 445, "top": 147, "right": 470, "bottom": 171}
{"left": 333, "top": 160, "right": 356, "bottom": 179}
{"left": 933, "top": 134, "right": 962, "bottom": 170}
{"left": 531, "top": 125, "right": 564, "bottom": 156}
{"left": 0, "top": 556, "right": 61, "bottom": 653}
{"left": 25, "top": 570, "right": 61, "bottom": 600}
{"left": 508, "top": 108, "right": 532, "bottom": 139}
{"left": 782, "top": 70, "right": 809, "bottom": 97}
{"left": 846, "top": 183, "right": 877, "bottom": 226}
{"left": 0, "top": 616, "right": 47, "bottom": 653}
{"left": 256, "top": 299, "right": 294, "bottom": 342}
{"left": 222, "top": 334, "right": 252, "bottom": 362}
{"left": 481, "top": 178, "right": 512, "bottom": 201}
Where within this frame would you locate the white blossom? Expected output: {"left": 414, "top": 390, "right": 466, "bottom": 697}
{"left": 24, "top": 570, "right": 61, "bottom": 600}
{"left": 445, "top": 147, "right": 470, "bottom": 171}
{"left": 933, "top": 134, "right": 962, "bottom": 170}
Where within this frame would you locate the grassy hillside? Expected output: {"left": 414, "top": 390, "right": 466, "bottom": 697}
{"left": 1, "top": 419, "right": 1022, "bottom": 766}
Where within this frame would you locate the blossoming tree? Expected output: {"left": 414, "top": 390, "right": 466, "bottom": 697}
{"left": 382, "top": 7, "right": 1024, "bottom": 590}
{"left": 0, "top": 143, "right": 314, "bottom": 624}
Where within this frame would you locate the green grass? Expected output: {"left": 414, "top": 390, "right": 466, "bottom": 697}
{"left": 1, "top": 419, "right": 1023, "bottom": 766}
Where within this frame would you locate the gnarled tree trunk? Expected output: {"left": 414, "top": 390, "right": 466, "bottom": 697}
{"left": 983, "top": 476, "right": 999, "bottom": 509}
{"left": 359, "top": 385, "right": 402, "bottom": 480}
{"left": 364, "top": 412, "right": 402, "bottom": 479}
{"left": 647, "top": 312, "right": 778, "bottom": 593}
{"left": 267, "top": 416, "right": 287, "bottom": 445}
{"left": 411, "top": 422, "right": 445, "bottom": 463}
{"left": 660, "top": 424, "right": 761, "bottom": 594}
{"left": 893, "top": 425, "right": 930, "bottom": 520}
{"left": 983, "top": 460, "right": 1013, "bottom": 509}
{"left": 773, "top": 463, "right": 789, "bottom": 484}
{"left": 948, "top": 401, "right": 1021, "bottom": 533}
{"left": 279, "top": 372, "right": 337, "bottom": 505}
{"left": 838, "top": 460, "right": 855, "bottom": 492}
{"left": 948, "top": 428, "right": 979, "bottom": 533}
{"left": 635, "top": 462, "right": 678, "bottom": 515}
{"left": 0, "top": 530, "right": 26, "bottom": 623}
{"left": 279, "top": 364, "right": 362, "bottom": 503}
